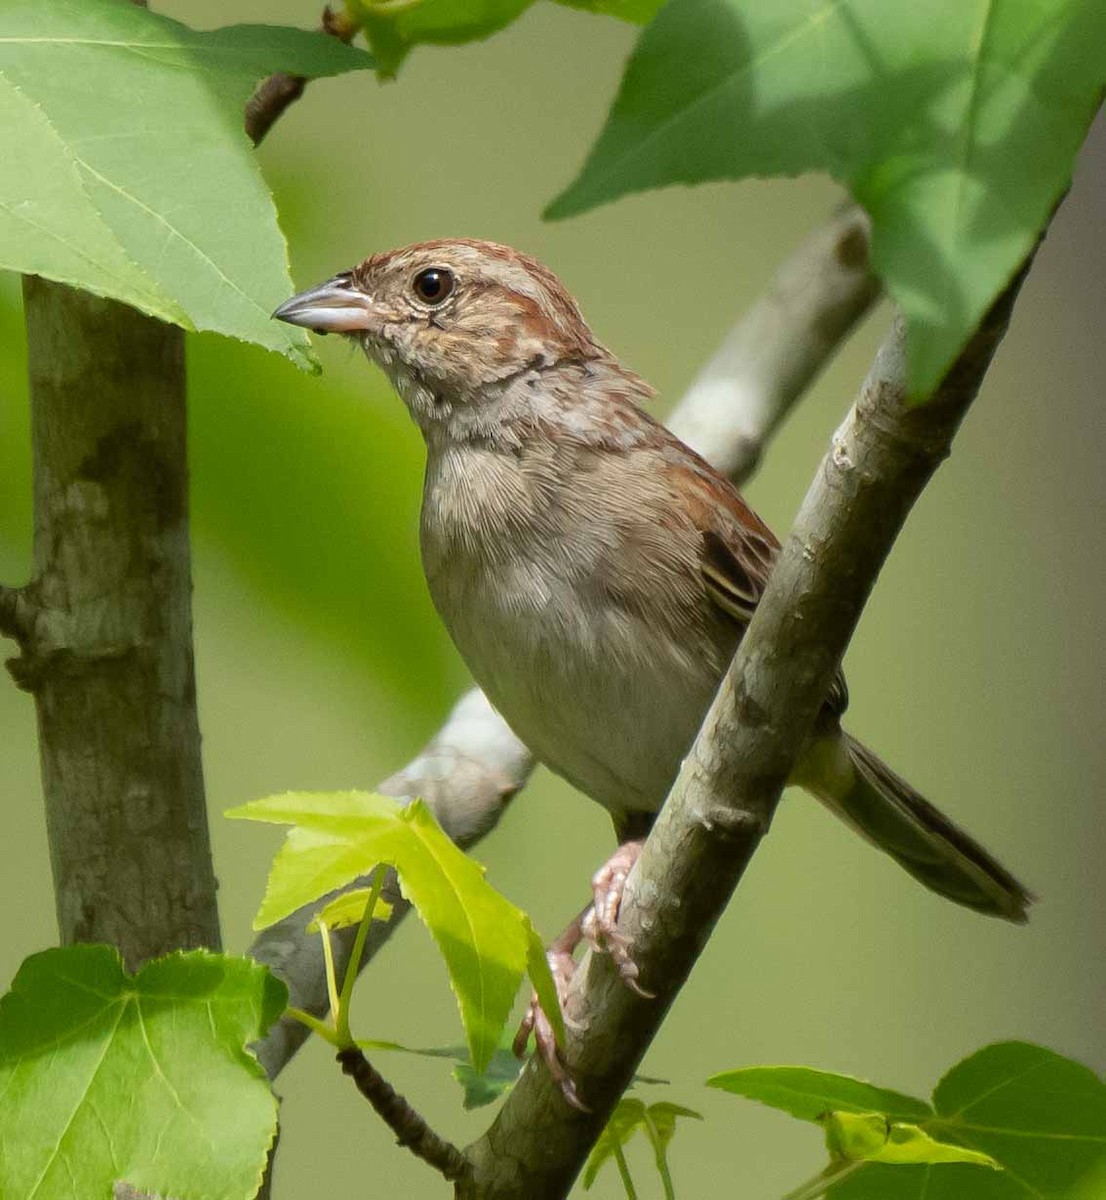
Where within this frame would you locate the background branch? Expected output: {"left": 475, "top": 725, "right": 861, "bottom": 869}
{"left": 458, "top": 265, "right": 1033, "bottom": 1198}
{"left": 247, "top": 208, "right": 878, "bottom": 1086}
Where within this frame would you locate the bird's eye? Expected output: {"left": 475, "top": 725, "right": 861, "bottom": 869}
{"left": 412, "top": 267, "right": 454, "bottom": 306}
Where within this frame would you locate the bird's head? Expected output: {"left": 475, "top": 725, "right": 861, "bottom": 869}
{"left": 274, "top": 239, "right": 610, "bottom": 434}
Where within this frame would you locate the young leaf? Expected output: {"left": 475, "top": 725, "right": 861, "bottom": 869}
{"left": 707, "top": 1065, "right": 932, "bottom": 1124}
{"left": 0, "top": 0, "right": 372, "bottom": 366}
{"left": 0, "top": 945, "right": 287, "bottom": 1200}
{"left": 307, "top": 886, "right": 394, "bottom": 932}
{"left": 821, "top": 1111, "right": 997, "bottom": 1168}
{"left": 228, "top": 791, "right": 565, "bottom": 1073}
{"left": 584, "top": 1097, "right": 701, "bottom": 1192}
{"left": 546, "top": 0, "right": 1106, "bottom": 399}
{"left": 584, "top": 1098, "right": 650, "bottom": 1190}
{"left": 349, "top": 0, "right": 532, "bottom": 77}
{"left": 359, "top": 1038, "right": 524, "bottom": 1109}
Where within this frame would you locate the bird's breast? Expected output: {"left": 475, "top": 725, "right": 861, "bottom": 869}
{"left": 418, "top": 444, "right": 734, "bottom": 817}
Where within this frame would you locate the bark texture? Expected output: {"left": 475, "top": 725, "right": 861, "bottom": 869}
{"left": 8, "top": 279, "right": 219, "bottom": 967}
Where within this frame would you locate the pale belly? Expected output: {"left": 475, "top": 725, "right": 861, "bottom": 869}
{"left": 429, "top": 566, "right": 730, "bottom": 823}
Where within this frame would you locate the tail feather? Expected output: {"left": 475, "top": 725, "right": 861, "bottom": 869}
{"left": 806, "top": 733, "right": 1033, "bottom": 923}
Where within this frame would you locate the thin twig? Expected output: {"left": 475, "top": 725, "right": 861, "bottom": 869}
{"left": 245, "top": 6, "right": 359, "bottom": 147}
{"left": 337, "top": 1047, "right": 470, "bottom": 1183}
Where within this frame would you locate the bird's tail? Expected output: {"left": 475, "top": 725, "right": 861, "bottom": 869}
{"left": 797, "top": 732, "right": 1033, "bottom": 922}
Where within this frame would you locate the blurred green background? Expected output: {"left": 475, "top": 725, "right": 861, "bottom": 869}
{"left": 1, "top": 4, "right": 1104, "bottom": 1196}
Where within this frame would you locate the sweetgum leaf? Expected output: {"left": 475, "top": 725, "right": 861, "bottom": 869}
{"left": 0, "top": 946, "right": 286, "bottom": 1200}
{"left": 547, "top": 0, "right": 1106, "bottom": 399}
{"left": 0, "top": 0, "right": 372, "bottom": 365}
{"left": 227, "top": 791, "right": 565, "bottom": 1072}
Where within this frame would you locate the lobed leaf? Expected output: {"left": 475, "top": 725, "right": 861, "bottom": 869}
{"left": 0, "top": 946, "right": 286, "bottom": 1200}
{"left": 712, "top": 1043, "right": 1106, "bottom": 1200}
{"left": 546, "top": 0, "right": 1106, "bottom": 399}
{"left": 0, "top": 0, "right": 372, "bottom": 365}
{"left": 228, "top": 791, "right": 564, "bottom": 1073}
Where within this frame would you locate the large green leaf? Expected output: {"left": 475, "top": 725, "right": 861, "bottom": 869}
{"left": 924, "top": 1042, "right": 1106, "bottom": 1196}
{"left": 227, "top": 791, "right": 564, "bottom": 1073}
{"left": 0, "top": 946, "right": 286, "bottom": 1200}
{"left": 711, "top": 1043, "right": 1106, "bottom": 1200}
{"left": 547, "top": 0, "right": 1106, "bottom": 399}
{"left": 0, "top": 0, "right": 372, "bottom": 365}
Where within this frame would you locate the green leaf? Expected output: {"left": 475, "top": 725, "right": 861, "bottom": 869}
{"left": 821, "top": 1111, "right": 997, "bottom": 1168}
{"left": 227, "top": 791, "right": 563, "bottom": 1073}
{"left": 0, "top": 945, "right": 286, "bottom": 1200}
{"left": 349, "top": 0, "right": 532, "bottom": 76}
{"left": 0, "top": 0, "right": 372, "bottom": 366}
{"left": 554, "top": 0, "right": 665, "bottom": 22}
{"left": 360, "top": 1038, "right": 524, "bottom": 1108}
{"left": 306, "top": 886, "right": 394, "bottom": 932}
{"left": 713, "top": 1043, "right": 1106, "bottom": 1200}
{"left": 926, "top": 1042, "right": 1106, "bottom": 1195}
{"left": 585, "top": 1098, "right": 650, "bottom": 1190}
{"left": 546, "top": 0, "right": 1106, "bottom": 398}
{"left": 584, "top": 1097, "right": 701, "bottom": 1191}
{"left": 708, "top": 1065, "right": 932, "bottom": 1124}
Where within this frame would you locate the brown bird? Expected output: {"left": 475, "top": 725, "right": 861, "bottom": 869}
{"left": 275, "top": 239, "right": 1031, "bottom": 1087}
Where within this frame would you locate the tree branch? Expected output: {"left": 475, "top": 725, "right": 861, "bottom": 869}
{"left": 337, "top": 1048, "right": 470, "bottom": 1183}
{"left": 458, "top": 268, "right": 1033, "bottom": 1199}
{"left": 245, "top": 6, "right": 359, "bottom": 147}
{"left": 0, "top": 583, "right": 33, "bottom": 644}
{"left": 248, "top": 208, "right": 879, "bottom": 1083}
{"left": 668, "top": 205, "right": 878, "bottom": 479}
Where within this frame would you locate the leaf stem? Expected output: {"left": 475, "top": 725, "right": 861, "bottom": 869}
{"left": 642, "top": 1110, "right": 677, "bottom": 1200}
{"left": 779, "top": 1159, "right": 864, "bottom": 1200}
{"left": 612, "top": 1144, "right": 639, "bottom": 1200}
{"left": 335, "top": 863, "right": 387, "bottom": 1047}
{"left": 286, "top": 1006, "right": 340, "bottom": 1046}
{"left": 318, "top": 917, "right": 340, "bottom": 1020}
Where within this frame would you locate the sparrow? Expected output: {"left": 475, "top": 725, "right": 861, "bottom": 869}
{"left": 275, "top": 239, "right": 1031, "bottom": 1084}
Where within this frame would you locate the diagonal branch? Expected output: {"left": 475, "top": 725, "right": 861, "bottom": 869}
{"left": 457, "top": 265, "right": 1034, "bottom": 1199}
{"left": 247, "top": 208, "right": 879, "bottom": 1083}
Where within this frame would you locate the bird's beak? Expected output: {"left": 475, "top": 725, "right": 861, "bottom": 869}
{"left": 271, "top": 275, "right": 377, "bottom": 335}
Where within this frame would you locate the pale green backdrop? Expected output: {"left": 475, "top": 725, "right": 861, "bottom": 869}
{"left": 1, "top": 4, "right": 1103, "bottom": 1197}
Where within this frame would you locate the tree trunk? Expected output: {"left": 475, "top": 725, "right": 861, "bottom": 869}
{"left": 8, "top": 278, "right": 220, "bottom": 968}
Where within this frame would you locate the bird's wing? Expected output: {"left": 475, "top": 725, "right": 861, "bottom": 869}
{"left": 666, "top": 447, "right": 850, "bottom": 719}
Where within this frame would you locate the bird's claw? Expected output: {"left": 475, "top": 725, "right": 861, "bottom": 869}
{"left": 582, "top": 840, "right": 653, "bottom": 998}
{"left": 513, "top": 946, "right": 587, "bottom": 1110}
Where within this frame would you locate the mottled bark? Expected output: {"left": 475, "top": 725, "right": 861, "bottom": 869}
{"left": 4, "top": 279, "right": 219, "bottom": 967}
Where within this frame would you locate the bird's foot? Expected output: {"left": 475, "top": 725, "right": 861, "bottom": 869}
{"left": 513, "top": 841, "right": 652, "bottom": 1109}
{"left": 581, "top": 839, "right": 652, "bottom": 997}
{"left": 513, "top": 936, "right": 587, "bottom": 1110}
